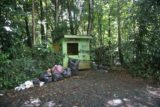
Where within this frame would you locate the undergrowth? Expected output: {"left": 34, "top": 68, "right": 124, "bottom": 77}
{"left": 0, "top": 44, "right": 63, "bottom": 89}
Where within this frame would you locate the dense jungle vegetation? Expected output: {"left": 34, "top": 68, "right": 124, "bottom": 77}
{"left": 0, "top": 0, "right": 160, "bottom": 89}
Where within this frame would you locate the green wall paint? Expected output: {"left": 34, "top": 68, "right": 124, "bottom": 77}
{"left": 53, "top": 35, "right": 91, "bottom": 69}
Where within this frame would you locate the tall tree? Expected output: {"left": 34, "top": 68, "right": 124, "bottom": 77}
{"left": 117, "top": 0, "right": 124, "bottom": 65}
{"left": 23, "top": 1, "right": 32, "bottom": 47}
{"left": 87, "top": 0, "right": 94, "bottom": 36}
{"left": 108, "top": 5, "right": 113, "bottom": 65}
{"left": 54, "top": 0, "right": 59, "bottom": 28}
{"left": 40, "top": 0, "right": 45, "bottom": 41}
{"left": 32, "top": 0, "right": 35, "bottom": 46}
{"left": 67, "top": 0, "right": 75, "bottom": 35}
{"left": 24, "top": 15, "right": 32, "bottom": 47}
{"left": 108, "top": 6, "right": 112, "bottom": 48}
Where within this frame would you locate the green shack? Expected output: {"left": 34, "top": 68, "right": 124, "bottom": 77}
{"left": 53, "top": 35, "right": 92, "bottom": 69}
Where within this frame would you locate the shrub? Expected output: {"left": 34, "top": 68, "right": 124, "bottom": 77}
{"left": 0, "top": 44, "right": 63, "bottom": 89}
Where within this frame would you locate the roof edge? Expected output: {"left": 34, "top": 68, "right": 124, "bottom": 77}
{"left": 64, "top": 35, "right": 92, "bottom": 39}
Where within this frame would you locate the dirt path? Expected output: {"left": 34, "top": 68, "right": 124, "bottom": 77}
{"left": 0, "top": 68, "right": 160, "bottom": 107}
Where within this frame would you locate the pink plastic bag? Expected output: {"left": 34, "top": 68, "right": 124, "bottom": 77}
{"left": 52, "top": 65, "right": 63, "bottom": 74}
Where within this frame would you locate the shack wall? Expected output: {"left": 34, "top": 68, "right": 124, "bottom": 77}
{"left": 53, "top": 35, "right": 91, "bottom": 69}
{"left": 62, "top": 39, "right": 90, "bottom": 69}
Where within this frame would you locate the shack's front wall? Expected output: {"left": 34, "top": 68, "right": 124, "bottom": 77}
{"left": 78, "top": 40, "right": 90, "bottom": 69}
{"left": 62, "top": 38, "right": 90, "bottom": 69}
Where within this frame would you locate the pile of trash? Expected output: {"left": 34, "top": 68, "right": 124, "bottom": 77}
{"left": 15, "top": 58, "right": 79, "bottom": 91}
{"left": 14, "top": 78, "right": 47, "bottom": 91}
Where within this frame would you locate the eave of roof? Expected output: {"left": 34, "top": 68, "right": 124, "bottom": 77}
{"left": 64, "top": 35, "right": 92, "bottom": 39}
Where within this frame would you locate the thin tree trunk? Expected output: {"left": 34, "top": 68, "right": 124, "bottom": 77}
{"left": 24, "top": 16, "right": 32, "bottom": 47}
{"left": 23, "top": 2, "right": 32, "bottom": 47}
{"left": 136, "top": 24, "right": 144, "bottom": 63}
{"left": 50, "top": 0, "right": 58, "bottom": 41}
{"left": 67, "top": 0, "right": 74, "bottom": 35}
{"left": 108, "top": 6, "right": 113, "bottom": 65}
{"left": 32, "top": 0, "right": 35, "bottom": 46}
{"left": 73, "top": 12, "right": 78, "bottom": 34}
{"left": 108, "top": 7, "right": 111, "bottom": 48}
{"left": 97, "top": 1, "right": 103, "bottom": 46}
{"left": 40, "top": 0, "right": 45, "bottom": 41}
{"left": 132, "top": 0, "right": 137, "bottom": 62}
{"left": 45, "top": 0, "right": 48, "bottom": 40}
{"left": 117, "top": 0, "right": 124, "bottom": 65}
{"left": 54, "top": 0, "right": 59, "bottom": 28}
{"left": 87, "top": 0, "right": 94, "bottom": 36}
{"left": 98, "top": 16, "right": 103, "bottom": 46}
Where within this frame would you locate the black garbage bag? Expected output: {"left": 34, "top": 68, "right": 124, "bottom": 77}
{"left": 39, "top": 71, "right": 52, "bottom": 83}
{"left": 62, "top": 68, "right": 71, "bottom": 78}
{"left": 68, "top": 58, "right": 79, "bottom": 75}
{"left": 52, "top": 73, "right": 64, "bottom": 81}
{"left": 33, "top": 78, "right": 40, "bottom": 86}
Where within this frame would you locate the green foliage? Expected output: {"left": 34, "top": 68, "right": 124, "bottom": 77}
{"left": 91, "top": 0, "right": 160, "bottom": 81}
{"left": 93, "top": 45, "right": 117, "bottom": 66}
{"left": 129, "top": 0, "right": 160, "bottom": 80}
{"left": 0, "top": 57, "right": 36, "bottom": 89}
{"left": 32, "top": 43, "right": 63, "bottom": 68}
{"left": 0, "top": 44, "right": 63, "bottom": 89}
{"left": 94, "top": 46, "right": 110, "bottom": 65}
{"left": 52, "top": 22, "right": 68, "bottom": 40}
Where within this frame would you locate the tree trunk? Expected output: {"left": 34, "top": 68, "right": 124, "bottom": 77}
{"left": 54, "top": 0, "right": 59, "bottom": 28}
{"left": 40, "top": 0, "right": 45, "bottom": 41}
{"left": 108, "top": 6, "right": 113, "bottom": 65}
{"left": 24, "top": 16, "right": 32, "bottom": 47}
{"left": 87, "top": 0, "right": 94, "bottom": 36}
{"left": 117, "top": 0, "right": 124, "bottom": 65}
{"left": 45, "top": 0, "right": 48, "bottom": 40}
{"left": 50, "top": 0, "right": 59, "bottom": 41}
{"left": 73, "top": 12, "right": 78, "bottom": 34}
{"left": 23, "top": 2, "right": 32, "bottom": 47}
{"left": 97, "top": 1, "right": 103, "bottom": 46}
{"left": 67, "top": 0, "right": 74, "bottom": 35}
{"left": 32, "top": 0, "right": 35, "bottom": 46}
{"left": 98, "top": 15, "right": 103, "bottom": 46}
{"left": 108, "top": 7, "right": 111, "bottom": 48}
{"left": 136, "top": 24, "right": 144, "bottom": 63}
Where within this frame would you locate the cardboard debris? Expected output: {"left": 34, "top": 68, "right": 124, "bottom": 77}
{"left": 43, "top": 101, "right": 56, "bottom": 107}
{"left": 15, "top": 80, "right": 34, "bottom": 91}
{"left": 0, "top": 93, "right": 4, "bottom": 96}
{"left": 23, "top": 98, "right": 41, "bottom": 107}
{"left": 15, "top": 80, "right": 44, "bottom": 91}
{"left": 107, "top": 99, "right": 123, "bottom": 106}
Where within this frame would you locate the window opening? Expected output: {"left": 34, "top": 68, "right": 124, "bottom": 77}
{"left": 67, "top": 43, "right": 78, "bottom": 55}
